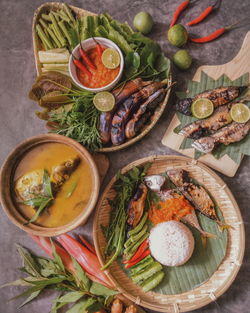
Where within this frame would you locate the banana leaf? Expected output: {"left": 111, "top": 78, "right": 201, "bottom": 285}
{"left": 174, "top": 72, "right": 250, "bottom": 163}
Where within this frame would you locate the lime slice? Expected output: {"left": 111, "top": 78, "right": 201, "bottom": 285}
{"left": 191, "top": 98, "right": 214, "bottom": 119}
{"left": 102, "top": 48, "right": 120, "bottom": 69}
{"left": 93, "top": 91, "right": 115, "bottom": 112}
{"left": 230, "top": 103, "right": 250, "bottom": 123}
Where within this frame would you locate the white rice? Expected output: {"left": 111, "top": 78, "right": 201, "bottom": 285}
{"left": 149, "top": 221, "right": 195, "bottom": 267}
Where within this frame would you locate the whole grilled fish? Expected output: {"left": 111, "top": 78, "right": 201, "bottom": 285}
{"left": 176, "top": 86, "right": 247, "bottom": 116}
{"left": 125, "top": 88, "right": 166, "bottom": 139}
{"left": 111, "top": 81, "right": 167, "bottom": 145}
{"left": 166, "top": 169, "right": 221, "bottom": 223}
{"left": 179, "top": 104, "right": 233, "bottom": 139}
{"left": 99, "top": 78, "right": 152, "bottom": 144}
{"left": 192, "top": 121, "right": 250, "bottom": 153}
{"left": 157, "top": 189, "right": 215, "bottom": 239}
{"left": 144, "top": 175, "right": 166, "bottom": 191}
{"left": 127, "top": 183, "right": 148, "bottom": 228}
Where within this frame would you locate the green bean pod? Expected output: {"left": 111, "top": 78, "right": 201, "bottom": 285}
{"left": 128, "top": 212, "right": 148, "bottom": 237}
{"left": 124, "top": 232, "right": 149, "bottom": 259}
{"left": 131, "top": 262, "right": 162, "bottom": 284}
{"left": 140, "top": 271, "right": 165, "bottom": 292}
{"left": 124, "top": 224, "right": 148, "bottom": 249}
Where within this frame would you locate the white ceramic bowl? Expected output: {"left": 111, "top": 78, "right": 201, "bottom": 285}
{"left": 69, "top": 37, "right": 124, "bottom": 92}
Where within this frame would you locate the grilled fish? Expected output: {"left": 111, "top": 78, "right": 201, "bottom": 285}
{"left": 176, "top": 86, "right": 247, "bottom": 116}
{"left": 192, "top": 121, "right": 250, "bottom": 153}
{"left": 125, "top": 88, "right": 165, "bottom": 139}
{"left": 179, "top": 104, "right": 233, "bottom": 139}
{"left": 166, "top": 169, "right": 220, "bottom": 222}
{"left": 127, "top": 183, "right": 148, "bottom": 228}
{"left": 15, "top": 156, "right": 80, "bottom": 201}
{"left": 157, "top": 190, "right": 215, "bottom": 238}
{"left": 111, "top": 81, "right": 167, "bottom": 145}
{"left": 99, "top": 78, "right": 152, "bottom": 144}
{"left": 144, "top": 175, "right": 166, "bottom": 191}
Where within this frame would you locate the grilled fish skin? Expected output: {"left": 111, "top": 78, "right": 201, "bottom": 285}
{"left": 127, "top": 183, "right": 148, "bottom": 228}
{"left": 157, "top": 190, "right": 215, "bottom": 238}
{"left": 166, "top": 169, "right": 220, "bottom": 222}
{"left": 125, "top": 88, "right": 165, "bottom": 139}
{"left": 179, "top": 104, "right": 233, "bottom": 139}
{"left": 192, "top": 121, "right": 250, "bottom": 153}
{"left": 176, "top": 86, "right": 247, "bottom": 116}
{"left": 111, "top": 81, "right": 167, "bottom": 146}
{"left": 99, "top": 78, "right": 152, "bottom": 144}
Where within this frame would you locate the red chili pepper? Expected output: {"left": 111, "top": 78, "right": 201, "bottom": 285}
{"left": 79, "top": 42, "right": 96, "bottom": 70}
{"left": 125, "top": 250, "right": 151, "bottom": 269}
{"left": 186, "top": 6, "right": 214, "bottom": 26}
{"left": 73, "top": 58, "right": 92, "bottom": 78}
{"left": 123, "top": 239, "right": 149, "bottom": 264}
{"left": 92, "top": 37, "right": 105, "bottom": 58}
{"left": 170, "top": 0, "right": 190, "bottom": 28}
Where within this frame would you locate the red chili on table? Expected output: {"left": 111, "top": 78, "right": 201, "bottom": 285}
{"left": 170, "top": 0, "right": 190, "bottom": 28}
{"left": 79, "top": 42, "right": 96, "bottom": 70}
{"left": 186, "top": 5, "right": 214, "bottom": 26}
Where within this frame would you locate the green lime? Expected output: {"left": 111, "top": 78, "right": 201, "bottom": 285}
{"left": 168, "top": 24, "right": 188, "bottom": 47}
{"left": 191, "top": 98, "right": 214, "bottom": 119}
{"left": 101, "top": 48, "right": 120, "bottom": 69}
{"left": 93, "top": 91, "right": 115, "bottom": 112}
{"left": 133, "top": 11, "right": 154, "bottom": 34}
{"left": 230, "top": 103, "right": 250, "bottom": 123}
{"left": 173, "top": 49, "right": 192, "bottom": 70}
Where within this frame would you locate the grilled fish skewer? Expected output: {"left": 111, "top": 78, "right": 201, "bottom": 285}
{"left": 99, "top": 78, "right": 152, "bottom": 144}
{"left": 176, "top": 86, "right": 247, "bottom": 116}
{"left": 192, "top": 121, "right": 250, "bottom": 153}
{"left": 179, "top": 104, "right": 233, "bottom": 139}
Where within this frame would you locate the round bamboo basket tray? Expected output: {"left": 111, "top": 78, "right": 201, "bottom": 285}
{"left": 32, "top": 2, "right": 172, "bottom": 153}
{"left": 93, "top": 155, "right": 245, "bottom": 312}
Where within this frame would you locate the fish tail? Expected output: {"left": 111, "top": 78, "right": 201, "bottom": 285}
{"left": 217, "top": 222, "right": 232, "bottom": 232}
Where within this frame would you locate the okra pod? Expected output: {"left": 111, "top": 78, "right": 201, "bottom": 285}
{"left": 124, "top": 232, "right": 149, "bottom": 259}
{"left": 139, "top": 271, "right": 165, "bottom": 292}
{"left": 94, "top": 25, "right": 108, "bottom": 38}
{"left": 130, "top": 256, "right": 154, "bottom": 275}
{"left": 36, "top": 24, "right": 53, "bottom": 49}
{"left": 128, "top": 212, "right": 148, "bottom": 237}
{"left": 131, "top": 262, "right": 162, "bottom": 284}
{"left": 49, "top": 12, "right": 66, "bottom": 46}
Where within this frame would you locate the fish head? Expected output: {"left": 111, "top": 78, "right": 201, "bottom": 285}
{"left": 144, "top": 175, "right": 165, "bottom": 191}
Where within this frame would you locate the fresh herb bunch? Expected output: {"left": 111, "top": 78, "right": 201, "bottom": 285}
{"left": 102, "top": 163, "right": 151, "bottom": 270}
{"left": 1, "top": 244, "right": 117, "bottom": 312}
{"left": 49, "top": 95, "right": 102, "bottom": 152}
{"left": 22, "top": 170, "right": 54, "bottom": 225}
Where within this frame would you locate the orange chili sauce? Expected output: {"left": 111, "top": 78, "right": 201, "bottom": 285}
{"left": 149, "top": 196, "right": 194, "bottom": 224}
{"left": 77, "top": 46, "right": 120, "bottom": 89}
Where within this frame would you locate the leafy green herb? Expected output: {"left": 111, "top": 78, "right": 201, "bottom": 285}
{"left": 102, "top": 163, "right": 151, "bottom": 269}
{"left": 65, "top": 179, "right": 78, "bottom": 198}
{"left": 1, "top": 244, "right": 117, "bottom": 312}
{"left": 22, "top": 170, "right": 54, "bottom": 225}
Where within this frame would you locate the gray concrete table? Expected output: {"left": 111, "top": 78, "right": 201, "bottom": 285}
{"left": 0, "top": 0, "right": 249, "bottom": 312}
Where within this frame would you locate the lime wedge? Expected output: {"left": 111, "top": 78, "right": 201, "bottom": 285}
{"left": 230, "top": 103, "right": 250, "bottom": 123}
{"left": 102, "top": 48, "right": 120, "bottom": 69}
{"left": 93, "top": 91, "right": 115, "bottom": 112}
{"left": 191, "top": 98, "right": 214, "bottom": 119}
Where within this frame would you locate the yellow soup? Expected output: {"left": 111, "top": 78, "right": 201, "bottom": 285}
{"left": 14, "top": 143, "right": 92, "bottom": 227}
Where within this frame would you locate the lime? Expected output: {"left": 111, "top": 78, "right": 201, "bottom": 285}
{"left": 173, "top": 49, "right": 192, "bottom": 70}
{"left": 93, "top": 91, "right": 115, "bottom": 112}
{"left": 101, "top": 48, "right": 120, "bottom": 69}
{"left": 133, "top": 11, "right": 154, "bottom": 34}
{"left": 230, "top": 103, "right": 250, "bottom": 123}
{"left": 191, "top": 98, "right": 214, "bottom": 119}
{"left": 168, "top": 24, "right": 188, "bottom": 47}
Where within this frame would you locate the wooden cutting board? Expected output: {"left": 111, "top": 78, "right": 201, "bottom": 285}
{"left": 162, "top": 31, "right": 250, "bottom": 177}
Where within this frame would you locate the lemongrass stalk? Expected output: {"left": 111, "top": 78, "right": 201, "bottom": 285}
{"left": 58, "top": 21, "right": 72, "bottom": 46}
{"left": 36, "top": 24, "right": 53, "bottom": 49}
{"left": 47, "top": 25, "right": 62, "bottom": 48}
{"left": 49, "top": 12, "right": 66, "bottom": 46}
{"left": 63, "top": 3, "right": 75, "bottom": 23}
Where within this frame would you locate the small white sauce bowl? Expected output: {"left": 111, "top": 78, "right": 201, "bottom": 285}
{"left": 69, "top": 37, "right": 124, "bottom": 93}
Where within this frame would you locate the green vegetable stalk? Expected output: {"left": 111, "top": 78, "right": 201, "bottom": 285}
{"left": 49, "top": 12, "right": 66, "bottom": 46}
{"left": 36, "top": 24, "right": 53, "bottom": 50}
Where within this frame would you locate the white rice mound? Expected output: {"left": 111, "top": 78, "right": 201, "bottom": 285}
{"left": 149, "top": 221, "right": 195, "bottom": 267}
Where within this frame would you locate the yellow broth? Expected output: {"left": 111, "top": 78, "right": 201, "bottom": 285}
{"left": 14, "top": 143, "right": 92, "bottom": 227}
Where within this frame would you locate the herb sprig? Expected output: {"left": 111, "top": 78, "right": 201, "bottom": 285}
{"left": 22, "top": 170, "right": 54, "bottom": 225}
{"left": 1, "top": 243, "right": 117, "bottom": 312}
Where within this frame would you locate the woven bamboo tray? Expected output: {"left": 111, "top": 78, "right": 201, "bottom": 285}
{"left": 32, "top": 2, "right": 172, "bottom": 153}
{"left": 93, "top": 155, "right": 245, "bottom": 313}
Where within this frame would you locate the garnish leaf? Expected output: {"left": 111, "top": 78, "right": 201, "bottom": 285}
{"left": 43, "top": 169, "right": 53, "bottom": 198}
{"left": 18, "top": 290, "right": 41, "bottom": 308}
{"left": 51, "top": 240, "right": 65, "bottom": 273}
{"left": 16, "top": 245, "right": 41, "bottom": 277}
{"left": 71, "top": 258, "right": 90, "bottom": 291}
{"left": 65, "top": 179, "right": 78, "bottom": 198}
{"left": 56, "top": 291, "right": 85, "bottom": 303}
{"left": 25, "top": 197, "right": 52, "bottom": 225}
{"left": 90, "top": 282, "right": 118, "bottom": 296}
